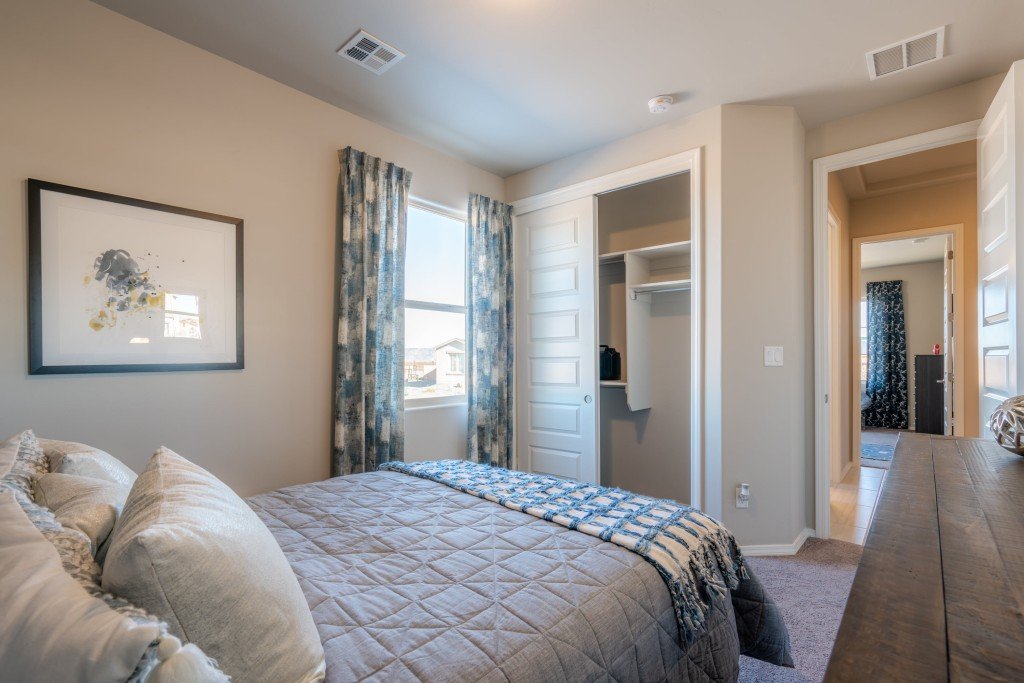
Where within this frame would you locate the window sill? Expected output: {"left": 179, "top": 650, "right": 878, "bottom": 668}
{"left": 405, "top": 396, "right": 468, "bottom": 411}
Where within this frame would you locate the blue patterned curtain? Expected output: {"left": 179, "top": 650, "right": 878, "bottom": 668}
{"left": 332, "top": 147, "right": 412, "bottom": 476}
{"left": 467, "top": 194, "right": 514, "bottom": 468}
{"left": 862, "top": 280, "right": 908, "bottom": 429}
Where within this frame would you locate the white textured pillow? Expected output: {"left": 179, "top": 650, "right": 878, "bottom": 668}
{"left": 40, "top": 438, "right": 138, "bottom": 489}
{"left": 34, "top": 472, "right": 129, "bottom": 560}
{"left": 103, "top": 447, "right": 326, "bottom": 683}
{"left": 0, "top": 490, "right": 160, "bottom": 681}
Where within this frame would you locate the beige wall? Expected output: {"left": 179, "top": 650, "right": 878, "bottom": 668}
{"left": 0, "top": 0, "right": 502, "bottom": 496}
{"left": 827, "top": 175, "right": 853, "bottom": 478}
{"left": 860, "top": 261, "right": 945, "bottom": 429}
{"left": 849, "top": 179, "right": 979, "bottom": 436}
{"left": 806, "top": 75, "right": 1001, "bottom": 161}
{"left": 719, "top": 105, "right": 808, "bottom": 546}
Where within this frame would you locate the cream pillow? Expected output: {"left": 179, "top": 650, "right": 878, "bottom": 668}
{"left": 103, "top": 447, "right": 326, "bottom": 683}
{"left": 34, "top": 472, "right": 129, "bottom": 560}
{"left": 40, "top": 438, "right": 138, "bottom": 489}
{"left": 0, "top": 490, "right": 161, "bottom": 682}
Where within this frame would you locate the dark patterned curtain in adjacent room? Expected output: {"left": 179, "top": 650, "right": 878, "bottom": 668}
{"left": 466, "top": 194, "right": 514, "bottom": 468}
{"left": 332, "top": 147, "right": 412, "bottom": 476}
{"left": 862, "top": 280, "right": 908, "bottom": 429}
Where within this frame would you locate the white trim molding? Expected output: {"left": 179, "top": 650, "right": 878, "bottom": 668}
{"left": 812, "top": 119, "right": 981, "bottom": 539}
{"left": 510, "top": 151, "right": 699, "bottom": 216}
{"left": 741, "top": 528, "right": 815, "bottom": 557}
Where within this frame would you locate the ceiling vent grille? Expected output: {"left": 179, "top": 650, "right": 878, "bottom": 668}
{"left": 337, "top": 30, "right": 405, "bottom": 74}
{"left": 866, "top": 26, "right": 946, "bottom": 80}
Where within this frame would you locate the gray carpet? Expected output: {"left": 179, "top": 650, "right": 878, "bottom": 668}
{"left": 739, "top": 538, "right": 863, "bottom": 682}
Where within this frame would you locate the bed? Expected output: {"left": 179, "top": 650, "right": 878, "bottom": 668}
{"left": 249, "top": 468, "right": 792, "bottom": 682}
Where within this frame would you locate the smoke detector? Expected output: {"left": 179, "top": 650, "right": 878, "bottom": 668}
{"left": 866, "top": 27, "right": 946, "bottom": 80}
{"left": 337, "top": 30, "right": 405, "bottom": 74}
{"left": 648, "top": 95, "right": 674, "bottom": 114}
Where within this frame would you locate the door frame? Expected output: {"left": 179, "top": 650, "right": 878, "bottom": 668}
{"left": 510, "top": 148, "right": 710, "bottom": 515}
{"left": 826, "top": 208, "right": 846, "bottom": 485}
{"left": 851, "top": 223, "right": 966, "bottom": 463}
{"left": 812, "top": 120, "right": 980, "bottom": 538}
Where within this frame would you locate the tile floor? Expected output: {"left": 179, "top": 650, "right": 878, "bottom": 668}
{"left": 829, "top": 465, "right": 887, "bottom": 545}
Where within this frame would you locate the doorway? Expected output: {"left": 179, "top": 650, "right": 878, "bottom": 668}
{"left": 814, "top": 124, "right": 980, "bottom": 542}
{"left": 830, "top": 227, "right": 961, "bottom": 543}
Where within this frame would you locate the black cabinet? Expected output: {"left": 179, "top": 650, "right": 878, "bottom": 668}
{"left": 914, "top": 355, "right": 944, "bottom": 435}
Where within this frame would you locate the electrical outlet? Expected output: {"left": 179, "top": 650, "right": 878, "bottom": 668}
{"left": 736, "top": 483, "right": 750, "bottom": 509}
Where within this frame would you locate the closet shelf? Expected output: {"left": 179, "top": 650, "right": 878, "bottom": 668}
{"left": 599, "top": 240, "right": 691, "bottom": 264}
{"left": 630, "top": 279, "right": 692, "bottom": 296}
{"left": 600, "top": 380, "right": 627, "bottom": 388}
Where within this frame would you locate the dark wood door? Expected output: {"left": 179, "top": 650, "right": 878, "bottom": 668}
{"left": 915, "top": 355, "right": 944, "bottom": 435}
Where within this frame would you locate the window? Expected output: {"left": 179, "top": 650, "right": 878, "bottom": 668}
{"left": 404, "top": 204, "right": 467, "bottom": 403}
{"left": 860, "top": 299, "right": 868, "bottom": 382}
{"left": 449, "top": 351, "right": 465, "bottom": 374}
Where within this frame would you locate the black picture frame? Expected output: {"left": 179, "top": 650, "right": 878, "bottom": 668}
{"left": 27, "top": 179, "right": 244, "bottom": 374}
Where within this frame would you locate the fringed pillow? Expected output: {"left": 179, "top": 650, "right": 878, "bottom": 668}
{"left": 1, "top": 431, "right": 228, "bottom": 682}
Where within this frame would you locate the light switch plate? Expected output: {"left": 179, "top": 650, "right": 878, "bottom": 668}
{"left": 764, "top": 346, "right": 784, "bottom": 367}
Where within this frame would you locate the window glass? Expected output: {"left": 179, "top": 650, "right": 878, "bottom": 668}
{"left": 404, "top": 309, "right": 466, "bottom": 399}
{"left": 405, "top": 207, "right": 465, "bottom": 306}
{"left": 403, "top": 205, "right": 468, "bottom": 401}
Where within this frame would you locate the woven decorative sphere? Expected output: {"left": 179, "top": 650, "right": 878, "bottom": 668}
{"left": 989, "top": 395, "right": 1024, "bottom": 455}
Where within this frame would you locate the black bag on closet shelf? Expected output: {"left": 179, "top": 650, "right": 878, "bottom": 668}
{"left": 599, "top": 345, "right": 621, "bottom": 381}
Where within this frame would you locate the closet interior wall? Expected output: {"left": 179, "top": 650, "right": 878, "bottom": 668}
{"left": 597, "top": 173, "right": 692, "bottom": 502}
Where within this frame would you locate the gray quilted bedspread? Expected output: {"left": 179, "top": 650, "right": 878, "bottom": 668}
{"left": 248, "top": 470, "right": 790, "bottom": 682}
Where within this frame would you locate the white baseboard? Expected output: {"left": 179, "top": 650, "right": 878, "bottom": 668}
{"left": 838, "top": 458, "right": 854, "bottom": 482}
{"left": 740, "top": 527, "right": 815, "bottom": 557}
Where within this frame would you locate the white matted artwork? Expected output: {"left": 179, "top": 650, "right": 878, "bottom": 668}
{"left": 28, "top": 180, "right": 243, "bottom": 373}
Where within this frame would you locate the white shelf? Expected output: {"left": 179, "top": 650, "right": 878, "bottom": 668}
{"left": 600, "top": 380, "right": 627, "bottom": 388}
{"left": 599, "top": 240, "right": 691, "bottom": 264}
{"left": 630, "top": 279, "right": 692, "bottom": 295}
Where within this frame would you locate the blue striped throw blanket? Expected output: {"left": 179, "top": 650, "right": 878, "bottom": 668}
{"left": 379, "top": 459, "right": 748, "bottom": 645}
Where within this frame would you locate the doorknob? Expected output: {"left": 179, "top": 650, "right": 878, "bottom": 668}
{"left": 584, "top": 395, "right": 593, "bottom": 404}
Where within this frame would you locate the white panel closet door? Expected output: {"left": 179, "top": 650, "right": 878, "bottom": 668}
{"left": 979, "top": 61, "right": 1024, "bottom": 431}
{"left": 515, "top": 197, "right": 598, "bottom": 482}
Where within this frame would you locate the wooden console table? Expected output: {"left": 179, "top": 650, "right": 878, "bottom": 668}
{"left": 825, "top": 433, "right": 1024, "bottom": 681}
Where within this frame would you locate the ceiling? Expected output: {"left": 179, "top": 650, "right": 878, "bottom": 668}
{"left": 838, "top": 140, "right": 976, "bottom": 199}
{"left": 861, "top": 235, "right": 947, "bottom": 269}
{"left": 92, "top": 1, "right": 1024, "bottom": 177}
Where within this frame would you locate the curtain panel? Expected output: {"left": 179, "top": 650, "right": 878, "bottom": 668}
{"left": 862, "top": 280, "right": 908, "bottom": 430}
{"left": 332, "top": 147, "right": 412, "bottom": 476}
{"left": 467, "top": 194, "right": 514, "bottom": 468}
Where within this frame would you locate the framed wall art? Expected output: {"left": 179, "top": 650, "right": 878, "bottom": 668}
{"left": 28, "top": 179, "right": 244, "bottom": 374}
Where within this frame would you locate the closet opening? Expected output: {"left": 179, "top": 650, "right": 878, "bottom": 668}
{"left": 597, "top": 173, "right": 692, "bottom": 503}
{"left": 512, "top": 148, "right": 706, "bottom": 513}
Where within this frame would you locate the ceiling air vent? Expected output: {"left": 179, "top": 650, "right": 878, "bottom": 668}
{"left": 866, "top": 26, "right": 946, "bottom": 80}
{"left": 337, "top": 30, "right": 405, "bottom": 74}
